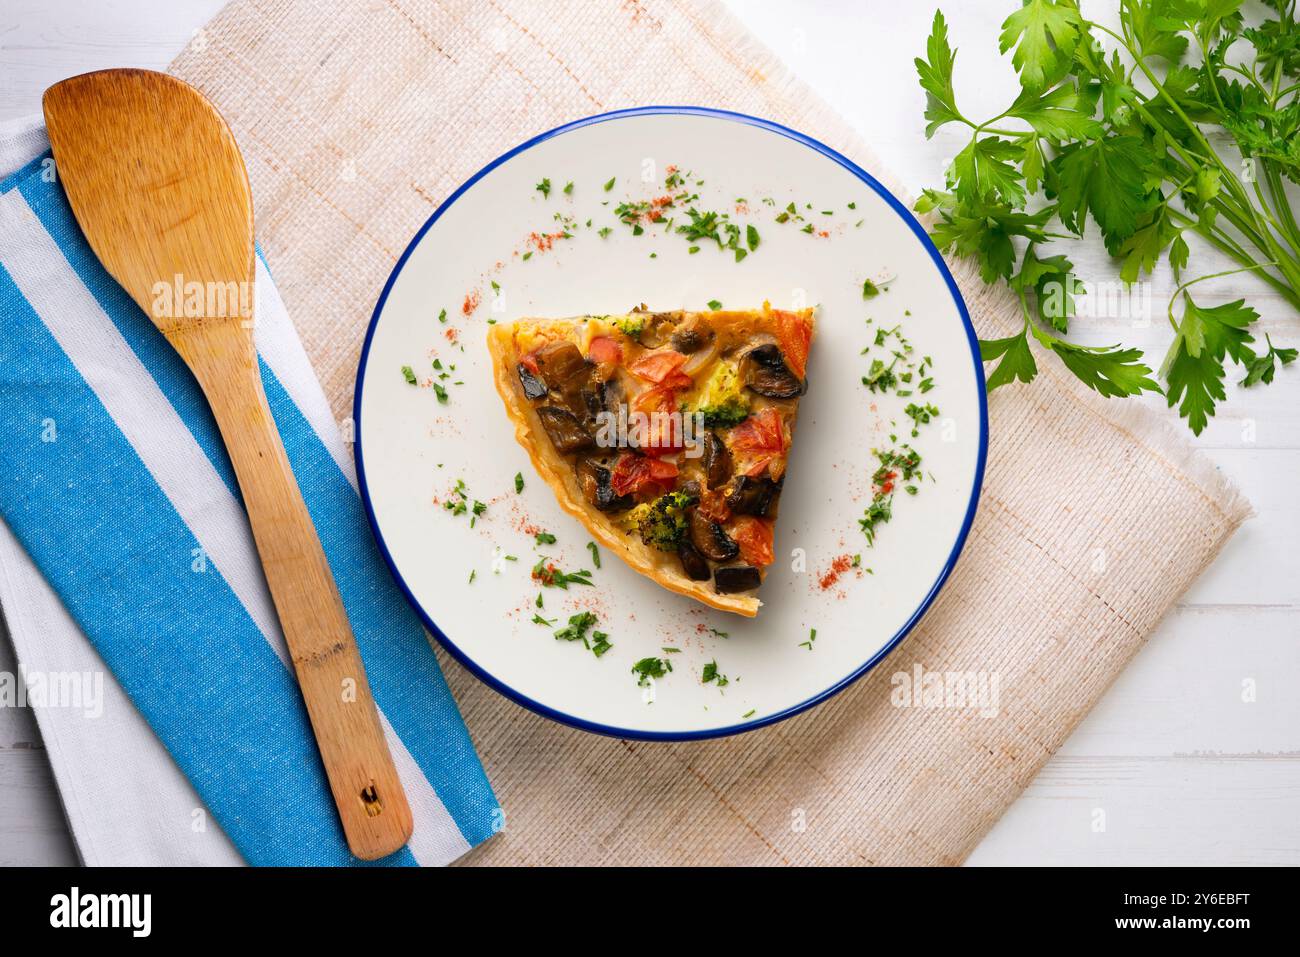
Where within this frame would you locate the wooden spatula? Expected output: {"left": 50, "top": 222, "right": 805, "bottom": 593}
{"left": 43, "top": 69, "right": 413, "bottom": 860}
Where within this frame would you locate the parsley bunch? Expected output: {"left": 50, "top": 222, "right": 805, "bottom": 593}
{"left": 916, "top": 0, "right": 1298, "bottom": 433}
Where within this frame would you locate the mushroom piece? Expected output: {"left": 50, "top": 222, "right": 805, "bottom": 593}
{"left": 536, "top": 406, "right": 596, "bottom": 454}
{"left": 533, "top": 341, "right": 593, "bottom": 411}
{"left": 582, "top": 376, "right": 623, "bottom": 423}
{"left": 670, "top": 316, "right": 715, "bottom": 355}
{"left": 534, "top": 342, "right": 589, "bottom": 390}
{"left": 638, "top": 311, "right": 681, "bottom": 349}
{"left": 670, "top": 326, "right": 706, "bottom": 353}
{"left": 702, "top": 431, "right": 732, "bottom": 487}
{"left": 714, "top": 565, "right": 762, "bottom": 593}
{"left": 517, "top": 362, "right": 548, "bottom": 400}
{"left": 576, "top": 457, "right": 633, "bottom": 512}
{"left": 725, "top": 474, "right": 781, "bottom": 517}
{"left": 742, "top": 343, "right": 804, "bottom": 398}
{"left": 677, "top": 541, "right": 712, "bottom": 581}
{"left": 690, "top": 508, "right": 740, "bottom": 562}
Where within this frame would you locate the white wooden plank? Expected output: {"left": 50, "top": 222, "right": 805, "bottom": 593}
{"left": 1060, "top": 606, "right": 1300, "bottom": 755}
{"left": 0, "top": 0, "right": 226, "bottom": 121}
{"left": 0, "top": 615, "right": 44, "bottom": 747}
{"left": 0, "top": 751, "right": 78, "bottom": 865}
{"left": 1177, "top": 450, "right": 1300, "bottom": 607}
{"left": 969, "top": 755, "right": 1300, "bottom": 865}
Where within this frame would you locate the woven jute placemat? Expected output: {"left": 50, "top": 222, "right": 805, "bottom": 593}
{"left": 170, "top": 0, "right": 1249, "bottom": 865}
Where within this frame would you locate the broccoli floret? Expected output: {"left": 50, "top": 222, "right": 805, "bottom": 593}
{"left": 632, "top": 490, "right": 696, "bottom": 551}
{"left": 611, "top": 314, "right": 645, "bottom": 339}
{"left": 690, "top": 361, "right": 749, "bottom": 428}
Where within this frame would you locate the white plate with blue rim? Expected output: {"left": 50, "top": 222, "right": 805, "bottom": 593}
{"left": 355, "top": 107, "right": 986, "bottom": 740}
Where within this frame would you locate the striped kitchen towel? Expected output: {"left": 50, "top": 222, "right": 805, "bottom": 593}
{"left": 0, "top": 116, "right": 498, "bottom": 866}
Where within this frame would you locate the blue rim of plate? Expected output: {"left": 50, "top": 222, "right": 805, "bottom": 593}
{"left": 355, "top": 105, "right": 988, "bottom": 742}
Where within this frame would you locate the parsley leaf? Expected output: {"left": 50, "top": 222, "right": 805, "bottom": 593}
{"left": 916, "top": 11, "right": 965, "bottom": 137}
{"left": 998, "top": 0, "right": 1081, "bottom": 91}
{"left": 1162, "top": 295, "right": 1258, "bottom": 434}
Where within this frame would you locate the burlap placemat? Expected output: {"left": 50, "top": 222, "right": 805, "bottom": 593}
{"left": 170, "top": 0, "right": 1250, "bottom": 865}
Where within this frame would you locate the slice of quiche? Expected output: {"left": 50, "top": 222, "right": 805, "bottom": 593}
{"left": 487, "top": 304, "right": 814, "bottom": 616}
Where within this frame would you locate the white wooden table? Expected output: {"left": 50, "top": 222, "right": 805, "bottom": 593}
{"left": 1, "top": 0, "right": 1296, "bottom": 866}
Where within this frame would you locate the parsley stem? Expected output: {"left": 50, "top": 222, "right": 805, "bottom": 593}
{"left": 1221, "top": 62, "right": 1273, "bottom": 101}
{"left": 1166, "top": 262, "right": 1281, "bottom": 332}
{"left": 1168, "top": 209, "right": 1300, "bottom": 309}
{"left": 1263, "top": 161, "right": 1300, "bottom": 252}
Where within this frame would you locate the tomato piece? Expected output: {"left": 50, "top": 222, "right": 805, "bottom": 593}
{"left": 586, "top": 335, "right": 622, "bottom": 365}
{"left": 648, "top": 458, "right": 680, "bottom": 483}
{"left": 519, "top": 350, "right": 541, "bottom": 375}
{"left": 775, "top": 309, "right": 812, "bottom": 379}
{"left": 632, "top": 384, "right": 678, "bottom": 418}
{"left": 610, "top": 454, "right": 679, "bottom": 496}
{"left": 731, "top": 516, "right": 775, "bottom": 567}
{"left": 730, "top": 407, "right": 786, "bottom": 455}
{"left": 629, "top": 349, "right": 689, "bottom": 384}
{"left": 730, "top": 407, "right": 788, "bottom": 479}
{"left": 698, "top": 487, "right": 731, "bottom": 523}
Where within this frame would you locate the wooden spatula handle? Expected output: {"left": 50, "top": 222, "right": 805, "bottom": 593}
{"left": 174, "top": 322, "right": 413, "bottom": 861}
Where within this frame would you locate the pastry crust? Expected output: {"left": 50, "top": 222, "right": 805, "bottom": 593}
{"left": 487, "top": 307, "right": 813, "bottom": 616}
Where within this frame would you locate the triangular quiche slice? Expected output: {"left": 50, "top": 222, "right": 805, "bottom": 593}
{"left": 487, "top": 304, "right": 814, "bottom": 616}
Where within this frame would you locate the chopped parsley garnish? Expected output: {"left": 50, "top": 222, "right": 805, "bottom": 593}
{"left": 603, "top": 176, "right": 615, "bottom": 192}
{"left": 597, "top": 226, "right": 612, "bottom": 239}
{"left": 535, "top": 531, "right": 557, "bottom": 545}
{"left": 443, "top": 479, "right": 470, "bottom": 516}
{"left": 535, "top": 178, "right": 551, "bottom": 198}
{"left": 532, "top": 613, "right": 556, "bottom": 627}
{"left": 707, "top": 627, "right": 729, "bottom": 639}
{"left": 553, "top": 612, "right": 611, "bottom": 657}
{"left": 862, "top": 279, "right": 881, "bottom": 299}
{"left": 632, "top": 656, "right": 672, "bottom": 687}
{"left": 438, "top": 308, "right": 447, "bottom": 323}
{"left": 433, "top": 382, "right": 449, "bottom": 403}
{"left": 701, "top": 660, "right": 729, "bottom": 686}
{"left": 554, "top": 611, "right": 597, "bottom": 642}
{"left": 587, "top": 541, "right": 601, "bottom": 569}
{"left": 401, "top": 365, "right": 418, "bottom": 385}
{"left": 860, "top": 447, "right": 923, "bottom": 546}
{"left": 742, "top": 708, "right": 756, "bottom": 718}
{"left": 531, "top": 557, "right": 594, "bottom": 589}
{"left": 514, "top": 472, "right": 525, "bottom": 493}
{"left": 862, "top": 358, "right": 898, "bottom": 393}
{"left": 707, "top": 299, "right": 722, "bottom": 311}
{"left": 563, "top": 181, "right": 574, "bottom": 195}
{"left": 861, "top": 324, "right": 927, "bottom": 399}
{"left": 775, "top": 201, "right": 803, "bottom": 225}
{"left": 662, "top": 646, "right": 681, "bottom": 653}
{"left": 468, "top": 569, "right": 476, "bottom": 584}
{"left": 799, "top": 627, "right": 817, "bottom": 651}
{"left": 904, "top": 402, "right": 939, "bottom": 437}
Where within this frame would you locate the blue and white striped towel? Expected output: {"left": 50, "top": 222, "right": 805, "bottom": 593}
{"left": 0, "top": 116, "right": 498, "bottom": 866}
